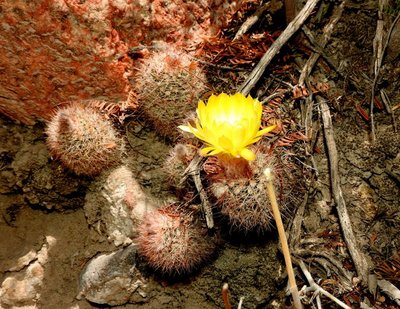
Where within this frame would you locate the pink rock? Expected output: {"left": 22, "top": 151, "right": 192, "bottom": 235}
{"left": 0, "top": 0, "right": 235, "bottom": 124}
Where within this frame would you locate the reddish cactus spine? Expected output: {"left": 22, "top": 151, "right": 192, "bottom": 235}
{"left": 46, "top": 102, "right": 124, "bottom": 176}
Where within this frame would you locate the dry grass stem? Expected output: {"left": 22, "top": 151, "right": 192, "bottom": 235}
{"left": 222, "top": 283, "right": 231, "bottom": 309}
{"left": 264, "top": 168, "right": 303, "bottom": 309}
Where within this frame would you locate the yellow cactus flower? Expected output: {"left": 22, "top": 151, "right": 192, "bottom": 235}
{"left": 179, "top": 93, "right": 276, "bottom": 161}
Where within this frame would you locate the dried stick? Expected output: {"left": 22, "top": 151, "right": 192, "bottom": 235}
{"left": 184, "top": 154, "right": 214, "bottom": 229}
{"left": 264, "top": 168, "right": 303, "bottom": 309}
{"left": 237, "top": 297, "right": 244, "bottom": 309}
{"left": 222, "top": 283, "right": 231, "bottom": 309}
{"left": 369, "top": 3, "right": 400, "bottom": 142}
{"left": 298, "top": 260, "right": 351, "bottom": 309}
{"left": 234, "top": 1, "right": 282, "bottom": 40}
{"left": 261, "top": 89, "right": 290, "bottom": 104}
{"left": 380, "top": 89, "right": 398, "bottom": 132}
{"left": 295, "top": 248, "right": 353, "bottom": 288}
{"left": 289, "top": 192, "right": 308, "bottom": 248}
{"left": 298, "top": 0, "right": 346, "bottom": 86}
{"left": 370, "top": 11, "right": 400, "bottom": 141}
{"left": 301, "top": 26, "right": 344, "bottom": 78}
{"left": 318, "top": 97, "right": 369, "bottom": 284}
{"left": 238, "top": 0, "right": 321, "bottom": 95}
{"left": 377, "top": 279, "right": 400, "bottom": 306}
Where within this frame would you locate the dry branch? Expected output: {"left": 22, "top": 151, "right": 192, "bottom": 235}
{"left": 295, "top": 248, "right": 353, "bottom": 288}
{"left": 318, "top": 97, "right": 370, "bottom": 284}
{"left": 234, "top": 1, "right": 282, "bottom": 40}
{"left": 298, "top": 260, "right": 351, "bottom": 309}
{"left": 184, "top": 154, "right": 214, "bottom": 229}
{"left": 369, "top": 3, "right": 400, "bottom": 142}
{"left": 238, "top": 0, "right": 321, "bottom": 95}
{"left": 289, "top": 192, "right": 308, "bottom": 249}
{"left": 377, "top": 279, "right": 400, "bottom": 306}
{"left": 298, "top": 0, "right": 346, "bottom": 86}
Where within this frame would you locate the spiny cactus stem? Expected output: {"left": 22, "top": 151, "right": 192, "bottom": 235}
{"left": 57, "top": 112, "right": 71, "bottom": 134}
{"left": 263, "top": 168, "right": 302, "bottom": 309}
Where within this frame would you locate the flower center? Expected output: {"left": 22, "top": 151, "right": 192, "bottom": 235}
{"left": 216, "top": 114, "right": 245, "bottom": 127}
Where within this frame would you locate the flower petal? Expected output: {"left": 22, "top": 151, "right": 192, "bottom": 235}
{"left": 178, "top": 125, "right": 192, "bottom": 133}
{"left": 218, "top": 135, "right": 233, "bottom": 151}
{"left": 178, "top": 93, "right": 270, "bottom": 161}
{"left": 239, "top": 148, "right": 256, "bottom": 161}
{"left": 256, "top": 125, "right": 276, "bottom": 137}
{"left": 197, "top": 100, "right": 207, "bottom": 123}
{"left": 200, "top": 147, "right": 222, "bottom": 156}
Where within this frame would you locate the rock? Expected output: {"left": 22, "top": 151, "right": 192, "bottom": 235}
{"left": 0, "top": 170, "right": 16, "bottom": 194}
{"left": 0, "top": 236, "right": 55, "bottom": 308}
{"left": 0, "top": 0, "right": 235, "bottom": 124}
{"left": 11, "top": 143, "right": 48, "bottom": 180}
{"left": 0, "top": 262, "right": 44, "bottom": 307}
{"left": 84, "top": 165, "right": 156, "bottom": 247}
{"left": 0, "top": 0, "right": 132, "bottom": 124}
{"left": 77, "top": 244, "right": 147, "bottom": 306}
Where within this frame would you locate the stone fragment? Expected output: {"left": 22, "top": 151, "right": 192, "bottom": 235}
{"left": 0, "top": 262, "right": 44, "bottom": 307}
{"left": 0, "top": 236, "right": 55, "bottom": 308}
{"left": 77, "top": 244, "right": 147, "bottom": 306}
{"left": 84, "top": 165, "right": 156, "bottom": 246}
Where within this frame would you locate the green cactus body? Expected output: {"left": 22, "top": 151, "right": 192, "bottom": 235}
{"left": 46, "top": 102, "right": 124, "bottom": 176}
{"left": 135, "top": 46, "right": 208, "bottom": 140}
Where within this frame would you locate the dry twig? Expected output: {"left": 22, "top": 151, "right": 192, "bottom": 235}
{"left": 184, "top": 154, "right": 214, "bottom": 229}
{"left": 380, "top": 89, "right": 398, "bottom": 132}
{"left": 288, "top": 191, "right": 308, "bottom": 249}
{"left": 295, "top": 248, "right": 353, "bottom": 288}
{"left": 369, "top": 3, "right": 400, "bottom": 142}
{"left": 238, "top": 0, "right": 321, "bottom": 95}
{"left": 234, "top": 0, "right": 282, "bottom": 40}
{"left": 298, "top": 0, "right": 346, "bottom": 86}
{"left": 318, "top": 96, "right": 370, "bottom": 284}
{"left": 377, "top": 279, "right": 400, "bottom": 306}
{"left": 298, "top": 260, "right": 351, "bottom": 309}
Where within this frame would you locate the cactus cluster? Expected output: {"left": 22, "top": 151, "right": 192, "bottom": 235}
{"left": 135, "top": 45, "right": 208, "bottom": 140}
{"left": 204, "top": 149, "right": 299, "bottom": 232}
{"left": 46, "top": 102, "right": 124, "bottom": 176}
{"left": 44, "top": 43, "right": 305, "bottom": 277}
{"left": 136, "top": 204, "right": 216, "bottom": 274}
